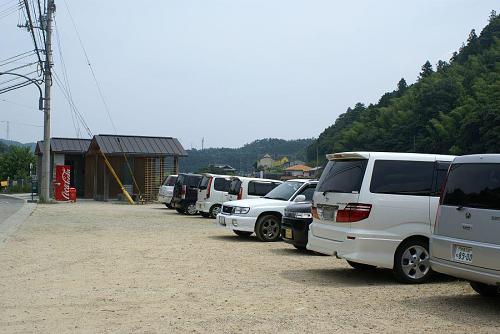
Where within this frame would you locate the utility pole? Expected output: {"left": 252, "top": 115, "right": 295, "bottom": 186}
{"left": 201, "top": 137, "right": 204, "bottom": 150}
{"left": 40, "top": 0, "right": 55, "bottom": 203}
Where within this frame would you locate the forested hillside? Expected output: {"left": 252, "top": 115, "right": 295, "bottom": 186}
{"left": 180, "top": 138, "right": 314, "bottom": 173}
{"left": 307, "top": 11, "right": 500, "bottom": 162}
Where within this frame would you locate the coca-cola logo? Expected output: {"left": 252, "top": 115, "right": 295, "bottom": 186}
{"left": 61, "top": 167, "right": 71, "bottom": 200}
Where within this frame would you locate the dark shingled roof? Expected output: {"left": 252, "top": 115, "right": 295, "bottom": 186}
{"left": 35, "top": 138, "right": 91, "bottom": 155}
{"left": 93, "top": 134, "right": 187, "bottom": 156}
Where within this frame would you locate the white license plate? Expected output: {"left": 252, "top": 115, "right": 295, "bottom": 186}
{"left": 453, "top": 245, "right": 473, "bottom": 263}
{"left": 218, "top": 216, "right": 226, "bottom": 226}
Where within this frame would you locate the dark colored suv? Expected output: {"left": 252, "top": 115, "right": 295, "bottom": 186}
{"left": 171, "top": 173, "right": 203, "bottom": 215}
{"left": 281, "top": 202, "right": 313, "bottom": 250}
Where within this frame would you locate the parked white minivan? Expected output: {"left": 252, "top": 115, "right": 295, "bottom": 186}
{"left": 158, "top": 174, "right": 178, "bottom": 208}
{"left": 196, "top": 174, "right": 232, "bottom": 218}
{"left": 307, "top": 152, "right": 455, "bottom": 283}
{"left": 431, "top": 154, "right": 500, "bottom": 296}
{"left": 227, "top": 176, "right": 282, "bottom": 201}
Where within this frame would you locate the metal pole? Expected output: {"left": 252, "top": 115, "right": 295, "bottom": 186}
{"left": 40, "top": 0, "right": 55, "bottom": 203}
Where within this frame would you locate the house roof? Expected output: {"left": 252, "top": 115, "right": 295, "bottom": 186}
{"left": 92, "top": 134, "right": 187, "bottom": 156}
{"left": 261, "top": 154, "right": 272, "bottom": 159}
{"left": 35, "top": 138, "right": 91, "bottom": 155}
{"left": 285, "top": 164, "right": 312, "bottom": 172}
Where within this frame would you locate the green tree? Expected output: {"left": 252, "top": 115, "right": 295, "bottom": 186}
{"left": 397, "top": 78, "right": 408, "bottom": 92}
{"left": 419, "top": 61, "right": 434, "bottom": 79}
{"left": 0, "top": 146, "right": 36, "bottom": 180}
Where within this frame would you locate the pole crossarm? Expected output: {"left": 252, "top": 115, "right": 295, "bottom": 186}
{"left": 0, "top": 72, "right": 44, "bottom": 110}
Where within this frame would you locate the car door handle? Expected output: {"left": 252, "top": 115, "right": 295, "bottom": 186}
{"left": 462, "top": 223, "right": 472, "bottom": 231}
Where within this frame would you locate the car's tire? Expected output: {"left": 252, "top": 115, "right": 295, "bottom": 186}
{"left": 200, "top": 212, "right": 210, "bottom": 218}
{"left": 393, "top": 237, "right": 432, "bottom": 284}
{"left": 175, "top": 208, "right": 185, "bottom": 214}
{"left": 185, "top": 203, "right": 198, "bottom": 216}
{"left": 166, "top": 204, "right": 173, "bottom": 209}
{"left": 470, "top": 282, "right": 500, "bottom": 297}
{"left": 293, "top": 244, "right": 307, "bottom": 251}
{"left": 233, "top": 230, "right": 252, "bottom": 237}
{"left": 255, "top": 214, "right": 281, "bottom": 242}
{"left": 347, "top": 260, "right": 376, "bottom": 270}
{"left": 209, "top": 205, "right": 222, "bottom": 219}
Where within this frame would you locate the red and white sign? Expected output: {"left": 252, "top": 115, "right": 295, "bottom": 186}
{"left": 54, "top": 165, "right": 71, "bottom": 201}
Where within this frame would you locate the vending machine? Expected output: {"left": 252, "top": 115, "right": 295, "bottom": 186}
{"left": 54, "top": 165, "right": 71, "bottom": 201}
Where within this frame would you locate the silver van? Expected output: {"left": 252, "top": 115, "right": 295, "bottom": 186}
{"left": 431, "top": 154, "right": 500, "bottom": 296}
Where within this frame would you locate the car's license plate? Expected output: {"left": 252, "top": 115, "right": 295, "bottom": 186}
{"left": 284, "top": 228, "right": 292, "bottom": 239}
{"left": 218, "top": 216, "right": 226, "bottom": 226}
{"left": 453, "top": 245, "right": 473, "bottom": 263}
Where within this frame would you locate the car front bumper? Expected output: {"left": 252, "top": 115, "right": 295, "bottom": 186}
{"left": 216, "top": 213, "right": 257, "bottom": 233}
{"left": 281, "top": 217, "right": 311, "bottom": 248}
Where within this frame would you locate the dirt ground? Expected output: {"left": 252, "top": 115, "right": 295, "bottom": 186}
{"left": 0, "top": 201, "right": 499, "bottom": 333}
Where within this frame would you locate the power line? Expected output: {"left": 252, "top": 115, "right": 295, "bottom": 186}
{"left": 20, "top": 0, "right": 43, "bottom": 69}
{"left": 0, "top": 97, "right": 39, "bottom": 110}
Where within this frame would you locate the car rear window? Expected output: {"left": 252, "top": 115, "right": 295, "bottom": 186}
{"left": 442, "top": 163, "right": 500, "bottom": 210}
{"left": 199, "top": 176, "right": 210, "bottom": 190}
{"left": 370, "top": 160, "right": 434, "bottom": 196}
{"left": 163, "top": 175, "right": 177, "bottom": 186}
{"left": 248, "top": 181, "right": 279, "bottom": 197}
{"left": 228, "top": 178, "right": 242, "bottom": 195}
{"left": 317, "top": 159, "right": 367, "bottom": 193}
{"left": 214, "top": 178, "right": 230, "bottom": 192}
{"left": 186, "top": 175, "right": 202, "bottom": 188}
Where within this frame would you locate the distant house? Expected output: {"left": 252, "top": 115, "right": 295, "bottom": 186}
{"left": 36, "top": 134, "right": 187, "bottom": 202}
{"left": 284, "top": 164, "right": 312, "bottom": 178}
{"left": 257, "top": 154, "right": 274, "bottom": 170}
{"left": 272, "top": 156, "right": 289, "bottom": 168}
{"left": 213, "top": 164, "right": 236, "bottom": 174}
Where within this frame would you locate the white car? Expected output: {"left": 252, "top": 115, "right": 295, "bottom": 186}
{"left": 307, "top": 152, "right": 455, "bottom": 283}
{"left": 217, "top": 179, "right": 318, "bottom": 241}
{"left": 158, "top": 174, "right": 178, "bottom": 208}
{"left": 227, "top": 176, "right": 282, "bottom": 201}
{"left": 196, "top": 174, "right": 232, "bottom": 218}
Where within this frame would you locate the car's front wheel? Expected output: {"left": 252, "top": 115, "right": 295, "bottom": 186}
{"left": 470, "top": 282, "right": 500, "bottom": 297}
{"left": 255, "top": 214, "right": 281, "bottom": 242}
{"left": 209, "top": 205, "right": 222, "bottom": 219}
{"left": 393, "top": 238, "right": 432, "bottom": 284}
{"left": 175, "top": 208, "right": 185, "bottom": 214}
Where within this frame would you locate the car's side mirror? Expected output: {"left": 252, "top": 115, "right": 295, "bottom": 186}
{"left": 294, "top": 195, "right": 306, "bottom": 202}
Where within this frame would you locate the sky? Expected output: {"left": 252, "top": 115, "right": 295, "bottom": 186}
{"left": 0, "top": 0, "right": 497, "bottom": 148}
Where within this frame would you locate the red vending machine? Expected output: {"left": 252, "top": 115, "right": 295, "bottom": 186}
{"left": 54, "top": 165, "right": 71, "bottom": 201}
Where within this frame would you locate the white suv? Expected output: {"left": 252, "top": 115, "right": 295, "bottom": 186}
{"left": 217, "top": 179, "right": 318, "bottom": 242}
{"left": 307, "top": 152, "right": 454, "bottom": 283}
{"left": 196, "top": 174, "right": 232, "bottom": 218}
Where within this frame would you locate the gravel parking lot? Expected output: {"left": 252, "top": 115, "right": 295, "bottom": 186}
{"left": 0, "top": 201, "right": 499, "bottom": 333}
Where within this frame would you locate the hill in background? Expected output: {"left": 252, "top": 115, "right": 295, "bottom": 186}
{"left": 307, "top": 11, "right": 500, "bottom": 163}
{"left": 180, "top": 138, "right": 314, "bottom": 173}
{"left": 0, "top": 139, "right": 36, "bottom": 151}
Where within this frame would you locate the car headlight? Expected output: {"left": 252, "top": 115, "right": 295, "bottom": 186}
{"left": 294, "top": 212, "right": 312, "bottom": 219}
{"left": 233, "top": 206, "right": 250, "bottom": 214}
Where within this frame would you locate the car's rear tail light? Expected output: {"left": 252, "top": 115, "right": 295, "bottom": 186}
{"left": 206, "top": 177, "right": 213, "bottom": 199}
{"left": 237, "top": 187, "right": 243, "bottom": 200}
{"left": 181, "top": 185, "right": 187, "bottom": 199}
{"left": 312, "top": 206, "right": 319, "bottom": 219}
{"left": 336, "top": 203, "right": 372, "bottom": 223}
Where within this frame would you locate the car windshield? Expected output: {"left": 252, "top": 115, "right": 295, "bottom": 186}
{"left": 263, "top": 181, "right": 303, "bottom": 201}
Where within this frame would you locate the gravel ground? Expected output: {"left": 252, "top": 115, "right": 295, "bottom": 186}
{"left": 0, "top": 201, "right": 498, "bottom": 333}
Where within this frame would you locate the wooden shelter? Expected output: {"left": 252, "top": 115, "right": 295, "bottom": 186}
{"left": 84, "top": 135, "right": 187, "bottom": 202}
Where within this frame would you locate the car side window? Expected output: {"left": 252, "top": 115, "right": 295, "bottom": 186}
{"left": 214, "top": 178, "right": 230, "bottom": 192}
{"left": 248, "top": 181, "right": 275, "bottom": 196}
{"left": 297, "top": 185, "right": 316, "bottom": 201}
{"left": 370, "top": 160, "right": 434, "bottom": 196}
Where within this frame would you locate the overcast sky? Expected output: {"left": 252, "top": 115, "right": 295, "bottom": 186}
{"left": 0, "top": 0, "right": 497, "bottom": 148}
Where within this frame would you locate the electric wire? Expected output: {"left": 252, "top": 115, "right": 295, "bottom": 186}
{"left": 61, "top": 0, "right": 143, "bottom": 199}
{"left": 0, "top": 97, "right": 39, "bottom": 110}
{"left": 21, "top": 0, "right": 43, "bottom": 69}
